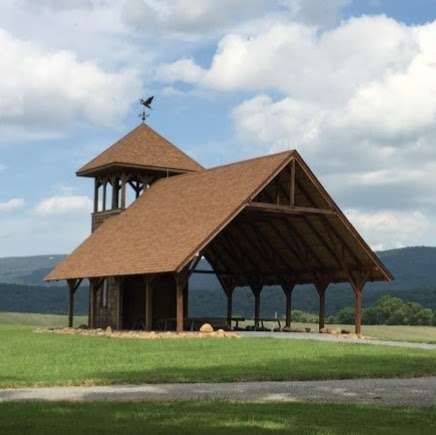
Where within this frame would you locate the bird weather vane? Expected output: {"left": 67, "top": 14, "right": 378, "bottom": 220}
{"left": 139, "top": 96, "right": 154, "bottom": 122}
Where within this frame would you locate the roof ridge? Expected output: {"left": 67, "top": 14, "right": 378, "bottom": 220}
{"left": 149, "top": 150, "right": 296, "bottom": 187}
{"left": 76, "top": 124, "right": 144, "bottom": 173}
{"left": 205, "top": 150, "right": 295, "bottom": 172}
{"left": 144, "top": 123, "right": 205, "bottom": 170}
{"left": 77, "top": 123, "right": 203, "bottom": 175}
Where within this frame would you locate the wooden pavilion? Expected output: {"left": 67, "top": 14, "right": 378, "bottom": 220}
{"left": 46, "top": 123, "right": 393, "bottom": 334}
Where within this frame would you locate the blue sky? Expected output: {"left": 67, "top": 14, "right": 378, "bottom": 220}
{"left": 0, "top": 0, "right": 436, "bottom": 256}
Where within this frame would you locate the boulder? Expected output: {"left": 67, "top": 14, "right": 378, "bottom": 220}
{"left": 199, "top": 323, "right": 214, "bottom": 333}
{"left": 330, "top": 328, "right": 342, "bottom": 335}
{"left": 105, "top": 326, "right": 112, "bottom": 335}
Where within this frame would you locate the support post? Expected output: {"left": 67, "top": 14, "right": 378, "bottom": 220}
{"left": 176, "top": 274, "right": 184, "bottom": 333}
{"left": 144, "top": 276, "right": 153, "bottom": 331}
{"left": 102, "top": 181, "right": 107, "bottom": 212}
{"left": 111, "top": 177, "right": 119, "bottom": 209}
{"left": 66, "top": 279, "right": 81, "bottom": 328}
{"left": 315, "top": 281, "right": 329, "bottom": 332}
{"left": 88, "top": 280, "right": 92, "bottom": 328}
{"left": 281, "top": 282, "right": 295, "bottom": 329}
{"left": 354, "top": 287, "right": 362, "bottom": 335}
{"left": 94, "top": 179, "right": 99, "bottom": 213}
{"left": 120, "top": 175, "right": 127, "bottom": 209}
{"left": 67, "top": 281, "right": 75, "bottom": 328}
{"left": 216, "top": 275, "right": 236, "bottom": 330}
{"left": 226, "top": 289, "right": 233, "bottom": 329}
{"left": 184, "top": 281, "right": 189, "bottom": 320}
{"left": 92, "top": 282, "right": 98, "bottom": 328}
{"left": 250, "top": 283, "right": 263, "bottom": 330}
{"left": 290, "top": 159, "right": 295, "bottom": 207}
{"left": 89, "top": 278, "right": 103, "bottom": 329}
{"left": 116, "top": 277, "right": 123, "bottom": 330}
{"left": 348, "top": 272, "right": 368, "bottom": 335}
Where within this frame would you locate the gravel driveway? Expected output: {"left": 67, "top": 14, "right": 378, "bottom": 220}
{"left": 2, "top": 377, "right": 436, "bottom": 406}
{"left": 238, "top": 331, "right": 436, "bottom": 350}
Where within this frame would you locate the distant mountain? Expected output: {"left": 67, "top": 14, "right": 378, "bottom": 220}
{"left": 0, "top": 255, "right": 65, "bottom": 286}
{"left": 0, "top": 247, "right": 435, "bottom": 317}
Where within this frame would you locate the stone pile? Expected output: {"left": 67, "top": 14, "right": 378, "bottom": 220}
{"left": 35, "top": 325, "right": 238, "bottom": 340}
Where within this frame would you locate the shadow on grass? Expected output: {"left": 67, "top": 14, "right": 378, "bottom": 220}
{"left": 1, "top": 401, "right": 436, "bottom": 435}
{"left": 81, "top": 348, "right": 436, "bottom": 386}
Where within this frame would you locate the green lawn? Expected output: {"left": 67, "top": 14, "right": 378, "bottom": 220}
{"left": 3, "top": 312, "right": 436, "bottom": 343}
{"left": 1, "top": 401, "right": 436, "bottom": 435}
{"left": 258, "top": 321, "right": 436, "bottom": 344}
{"left": 0, "top": 312, "right": 87, "bottom": 327}
{"left": 1, "top": 325, "right": 436, "bottom": 388}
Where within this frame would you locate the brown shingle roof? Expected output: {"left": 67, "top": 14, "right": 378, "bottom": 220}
{"left": 47, "top": 151, "right": 293, "bottom": 281}
{"left": 77, "top": 123, "right": 204, "bottom": 176}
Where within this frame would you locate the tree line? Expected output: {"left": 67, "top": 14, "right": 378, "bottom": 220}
{"left": 330, "top": 295, "right": 435, "bottom": 326}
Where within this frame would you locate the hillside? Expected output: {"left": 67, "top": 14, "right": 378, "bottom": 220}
{"left": 0, "top": 247, "right": 435, "bottom": 317}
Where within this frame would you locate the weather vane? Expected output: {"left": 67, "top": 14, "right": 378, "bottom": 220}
{"left": 139, "top": 96, "right": 154, "bottom": 123}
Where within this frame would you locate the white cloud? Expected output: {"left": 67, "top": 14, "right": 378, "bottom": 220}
{"left": 0, "top": 164, "right": 6, "bottom": 172}
{"left": 284, "top": 0, "right": 351, "bottom": 28}
{"left": 0, "top": 27, "right": 142, "bottom": 133}
{"left": 34, "top": 195, "right": 92, "bottom": 216}
{"left": 122, "top": 0, "right": 348, "bottom": 38}
{"left": 157, "top": 14, "right": 436, "bottom": 248}
{"left": 345, "top": 209, "right": 431, "bottom": 250}
{"left": 156, "top": 58, "right": 206, "bottom": 84}
{"left": 0, "top": 198, "right": 25, "bottom": 213}
{"left": 18, "top": 0, "right": 100, "bottom": 11}
{"left": 123, "top": 0, "right": 274, "bottom": 35}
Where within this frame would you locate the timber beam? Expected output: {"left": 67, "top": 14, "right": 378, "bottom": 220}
{"left": 246, "top": 202, "right": 336, "bottom": 216}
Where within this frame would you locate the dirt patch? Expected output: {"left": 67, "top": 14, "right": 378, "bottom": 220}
{"left": 35, "top": 327, "right": 239, "bottom": 340}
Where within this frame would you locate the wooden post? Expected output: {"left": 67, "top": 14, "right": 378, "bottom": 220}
{"left": 67, "top": 279, "right": 80, "bottom": 328}
{"left": 117, "top": 278, "right": 123, "bottom": 330}
{"left": 348, "top": 272, "right": 368, "bottom": 335}
{"left": 290, "top": 159, "right": 295, "bottom": 207}
{"left": 120, "top": 175, "right": 127, "bottom": 209}
{"left": 217, "top": 275, "right": 235, "bottom": 330}
{"left": 176, "top": 274, "right": 184, "bottom": 332}
{"left": 89, "top": 278, "right": 102, "bottom": 329}
{"left": 111, "top": 177, "right": 118, "bottom": 209}
{"left": 184, "top": 282, "right": 189, "bottom": 320}
{"left": 144, "top": 276, "right": 153, "bottom": 331}
{"left": 354, "top": 287, "right": 362, "bottom": 335}
{"left": 88, "top": 280, "right": 92, "bottom": 328}
{"left": 94, "top": 179, "right": 99, "bottom": 213}
{"left": 281, "top": 282, "right": 295, "bottom": 329}
{"left": 315, "top": 281, "right": 329, "bottom": 332}
{"left": 102, "top": 181, "right": 107, "bottom": 211}
{"left": 226, "top": 289, "right": 233, "bottom": 329}
{"left": 92, "top": 282, "right": 98, "bottom": 328}
{"left": 250, "top": 283, "right": 263, "bottom": 330}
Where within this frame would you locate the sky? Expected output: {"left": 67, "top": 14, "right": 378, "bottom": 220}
{"left": 0, "top": 0, "right": 436, "bottom": 257}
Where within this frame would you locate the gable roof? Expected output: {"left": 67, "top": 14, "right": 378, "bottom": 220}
{"left": 46, "top": 150, "right": 392, "bottom": 284}
{"left": 47, "top": 151, "right": 293, "bottom": 281}
{"left": 77, "top": 123, "right": 204, "bottom": 176}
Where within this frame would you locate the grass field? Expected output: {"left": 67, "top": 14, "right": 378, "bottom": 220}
{"left": 0, "top": 312, "right": 87, "bottom": 327}
{"left": 1, "top": 401, "right": 436, "bottom": 434}
{"left": 290, "top": 322, "right": 436, "bottom": 343}
{"left": 1, "top": 325, "right": 436, "bottom": 388}
{"left": 2, "top": 312, "right": 436, "bottom": 343}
